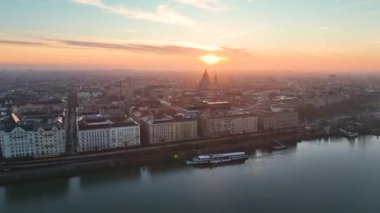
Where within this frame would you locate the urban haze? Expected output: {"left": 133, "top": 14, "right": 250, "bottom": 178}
{"left": 1, "top": 0, "right": 380, "bottom": 213}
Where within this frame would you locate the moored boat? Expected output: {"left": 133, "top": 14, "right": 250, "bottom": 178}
{"left": 186, "top": 152, "right": 248, "bottom": 165}
{"left": 339, "top": 128, "right": 359, "bottom": 138}
{"left": 272, "top": 144, "right": 287, "bottom": 150}
{"left": 272, "top": 140, "right": 287, "bottom": 150}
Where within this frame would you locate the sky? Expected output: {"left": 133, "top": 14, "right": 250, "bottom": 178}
{"left": 0, "top": 0, "right": 379, "bottom": 73}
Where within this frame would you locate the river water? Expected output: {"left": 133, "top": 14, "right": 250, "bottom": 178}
{"left": 1, "top": 136, "right": 380, "bottom": 213}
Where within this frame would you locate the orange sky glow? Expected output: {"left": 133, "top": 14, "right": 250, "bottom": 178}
{"left": 1, "top": 0, "right": 380, "bottom": 73}
{"left": 1, "top": 43, "right": 379, "bottom": 73}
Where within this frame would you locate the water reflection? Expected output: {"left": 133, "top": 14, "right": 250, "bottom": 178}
{"left": 1, "top": 136, "right": 380, "bottom": 213}
{"left": 79, "top": 167, "right": 142, "bottom": 189}
{"left": 144, "top": 161, "right": 190, "bottom": 176}
{"left": 68, "top": 176, "right": 80, "bottom": 197}
{"left": 5, "top": 178, "right": 69, "bottom": 204}
{"left": 255, "top": 142, "right": 298, "bottom": 158}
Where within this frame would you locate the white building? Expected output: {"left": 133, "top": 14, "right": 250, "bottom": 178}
{"left": 34, "top": 124, "right": 66, "bottom": 157}
{"left": 77, "top": 115, "right": 140, "bottom": 153}
{"left": 0, "top": 114, "right": 66, "bottom": 159}
{"left": 1, "top": 126, "right": 35, "bottom": 158}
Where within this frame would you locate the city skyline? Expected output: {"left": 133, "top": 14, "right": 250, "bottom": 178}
{"left": 1, "top": 0, "right": 380, "bottom": 72}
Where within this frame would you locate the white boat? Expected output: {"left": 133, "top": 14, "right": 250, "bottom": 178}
{"left": 272, "top": 140, "right": 287, "bottom": 150}
{"left": 339, "top": 128, "right": 359, "bottom": 138}
{"left": 272, "top": 144, "right": 287, "bottom": 150}
{"left": 186, "top": 152, "right": 248, "bottom": 165}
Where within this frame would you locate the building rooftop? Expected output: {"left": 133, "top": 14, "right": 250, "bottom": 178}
{"left": 78, "top": 115, "right": 139, "bottom": 130}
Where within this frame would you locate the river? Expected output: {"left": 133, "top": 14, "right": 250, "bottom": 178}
{"left": 1, "top": 136, "right": 380, "bottom": 213}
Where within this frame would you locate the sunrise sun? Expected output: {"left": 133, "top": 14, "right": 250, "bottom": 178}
{"left": 199, "top": 54, "right": 225, "bottom": 65}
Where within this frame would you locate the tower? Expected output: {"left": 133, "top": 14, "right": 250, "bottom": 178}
{"left": 198, "top": 69, "right": 210, "bottom": 98}
{"left": 213, "top": 72, "right": 221, "bottom": 98}
{"left": 214, "top": 72, "right": 218, "bottom": 85}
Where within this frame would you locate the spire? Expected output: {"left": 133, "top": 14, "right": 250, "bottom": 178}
{"left": 213, "top": 72, "right": 222, "bottom": 98}
{"left": 198, "top": 68, "right": 211, "bottom": 98}
{"left": 202, "top": 69, "right": 209, "bottom": 79}
{"left": 200, "top": 68, "right": 210, "bottom": 84}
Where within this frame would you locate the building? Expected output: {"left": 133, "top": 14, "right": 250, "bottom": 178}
{"left": 77, "top": 114, "right": 140, "bottom": 153}
{"left": 257, "top": 111, "right": 298, "bottom": 131}
{"left": 0, "top": 113, "right": 66, "bottom": 159}
{"left": 77, "top": 89, "right": 103, "bottom": 104}
{"left": 132, "top": 108, "right": 198, "bottom": 144}
{"left": 199, "top": 115, "right": 231, "bottom": 137}
{"left": 199, "top": 112, "right": 258, "bottom": 137}
{"left": 229, "top": 113, "right": 258, "bottom": 135}
{"left": 145, "top": 115, "right": 197, "bottom": 144}
{"left": 195, "top": 101, "right": 258, "bottom": 137}
{"left": 0, "top": 122, "right": 5, "bottom": 159}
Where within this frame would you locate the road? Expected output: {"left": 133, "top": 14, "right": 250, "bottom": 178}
{"left": 66, "top": 91, "right": 78, "bottom": 154}
{"left": 1, "top": 126, "right": 308, "bottom": 168}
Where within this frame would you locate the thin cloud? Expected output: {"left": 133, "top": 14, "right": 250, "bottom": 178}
{"left": 0, "top": 39, "right": 44, "bottom": 46}
{"left": 0, "top": 37, "right": 248, "bottom": 56}
{"left": 58, "top": 39, "right": 248, "bottom": 55}
{"left": 176, "top": 0, "right": 228, "bottom": 11}
{"left": 73, "top": 0, "right": 194, "bottom": 26}
{"left": 60, "top": 40, "right": 203, "bottom": 54}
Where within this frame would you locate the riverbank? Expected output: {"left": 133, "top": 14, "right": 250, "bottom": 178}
{"left": 0, "top": 129, "right": 326, "bottom": 185}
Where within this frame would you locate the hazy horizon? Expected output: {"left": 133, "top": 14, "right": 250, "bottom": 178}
{"left": 1, "top": 0, "right": 380, "bottom": 73}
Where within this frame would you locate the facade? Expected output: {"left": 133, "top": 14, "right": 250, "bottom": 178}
{"left": 33, "top": 124, "right": 66, "bottom": 157}
{"left": 145, "top": 118, "right": 198, "bottom": 144}
{"left": 199, "top": 113, "right": 258, "bottom": 137}
{"left": 200, "top": 115, "right": 231, "bottom": 137}
{"left": 0, "top": 114, "right": 66, "bottom": 159}
{"left": 132, "top": 108, "right": 198, "bottom": 144}
{"left": 1, "top": 126, "right": 35, "bottom": 158}
{"left": 230, "top": 114, "right": 258, "bottom": 135}
{"left": 258, "top": 111, "right": 298, "bottom": 131}
{"left": 77, "top": 115, "right": 140, "bottom": 153}
{"left": 0, "top": 125, "right": 6, "bottom": 158}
